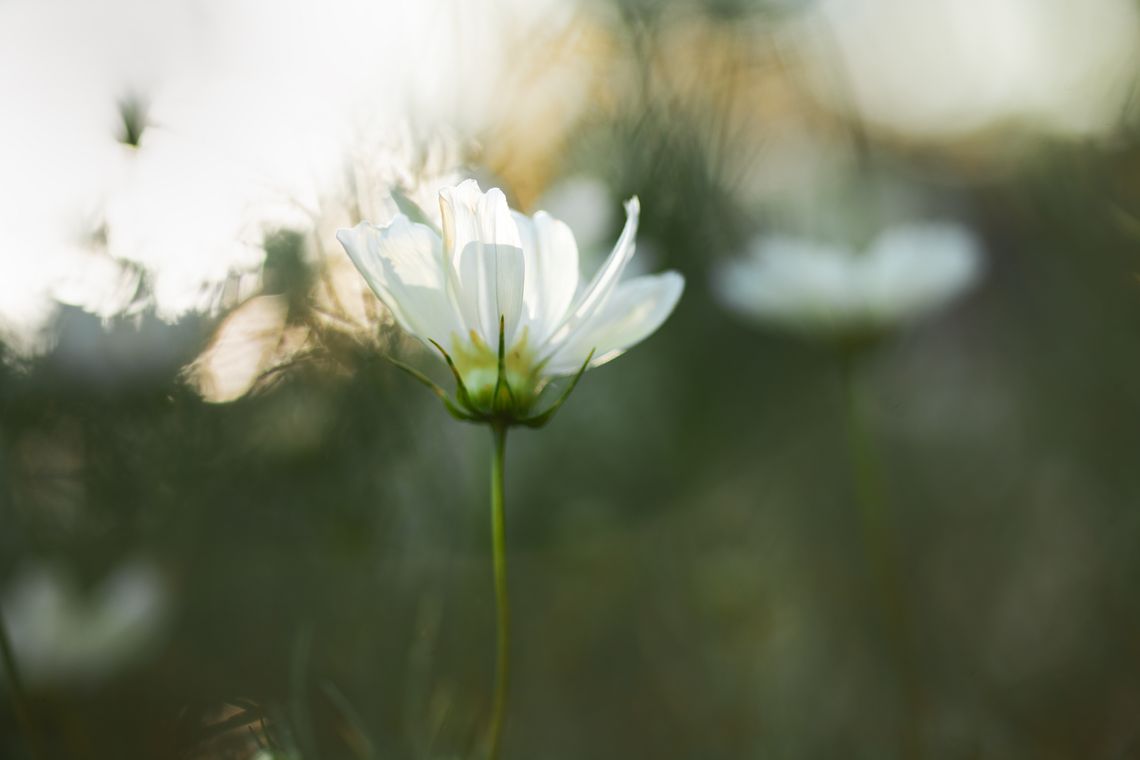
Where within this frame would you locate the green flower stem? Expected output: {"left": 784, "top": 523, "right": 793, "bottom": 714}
{"left": 487, "top": 423, "right": 510, "bottom": 760}
{"left": 0, "top": 605, "right": 38, "bottom": 760}
{"left": 840, "top": 353, "right": 922, "bottom": 760}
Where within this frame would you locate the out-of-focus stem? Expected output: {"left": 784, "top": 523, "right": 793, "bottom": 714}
{"left": 840, "top": 353, "right": 922, "bottom": 760}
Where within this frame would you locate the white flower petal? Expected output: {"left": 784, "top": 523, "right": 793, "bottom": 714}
{"left": 545, "top": 271, "right": 683, "bottom": 375}
{"left": 480, "top": 188, "right": 526, "bottom": 344}
{"left": 513, "top": 209, "right": 579, "bottom": 344}
{"left": 438, "top": 180, "right": 484, "bottom": 329}
{"left": 457, "top": 238, "right": 525, "bottom": 349}
{"left": 542, "top": 196, "right": 640, "bottom": 350}
{"left": 440, "top": 181, "right": 526, "bottom": 347}
{"left": 439, "top": 178, "right": 485, "bottom": 270}
{"left": 335, "top": 216, "right": 460, "bottom": 346}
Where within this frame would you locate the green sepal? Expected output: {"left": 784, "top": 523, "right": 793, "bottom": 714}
{"left": 384, "top": 353, "right": 478, "bottom": 422}
{"left": 519, "top": 348, "right": 595, "bottom": 429}
{"left": 428, "top": 338, "right": 477, "bottom": 413}
{"left": 384, "top": 353, "right": 447, "bottom": 399}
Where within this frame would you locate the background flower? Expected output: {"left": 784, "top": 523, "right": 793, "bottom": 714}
{"left": 1, "top": 560, "right": 168, "bottom": 688}
{"left": 714, "top": 223, "right": 982, "bottom": 336}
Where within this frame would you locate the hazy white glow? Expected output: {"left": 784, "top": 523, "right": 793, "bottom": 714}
{"left": 805, "top": 0, "right": 1140, "bottom": 138}
{"left": 0, "top": 0, "right": 583, "bottom": 353}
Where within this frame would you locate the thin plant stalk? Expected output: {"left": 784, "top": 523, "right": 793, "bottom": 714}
{"left": 487, "top": 423, "right": 510, "bottom": 760}
{"left": 0, "top": 606, "right": 38, "bottom": 760}
{"left": 840, "top": 353, "right": 922, "bottom": 760}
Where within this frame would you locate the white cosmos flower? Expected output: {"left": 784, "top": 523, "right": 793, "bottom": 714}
{"left": 715, "top": 223, "right": 982, "bottom": 336}
{"left": 336, "top": 179, "right": 683, "bottom": 423}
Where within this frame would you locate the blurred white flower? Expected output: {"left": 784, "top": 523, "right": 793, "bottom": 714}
{"left": 337, "top": 179, "right": 684, "bottom": 422}
{"left": 714, "top": 223, "right": 982, "bottom": 336}
{"left": 1, "top": 559, "right": 168, "bottom": 688}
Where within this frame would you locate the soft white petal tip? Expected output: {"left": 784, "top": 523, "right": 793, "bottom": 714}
{"left": 381, "top": 212, "right": 415, "bottom": 231}
{"left": 661, "top": 270, "right": 685, "bottom": 289}
{"left": 443, "top": 178, "right": 483, "bottom": 200}
{"left": 334, "top": 227, "right": 359, "bottom": 248}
